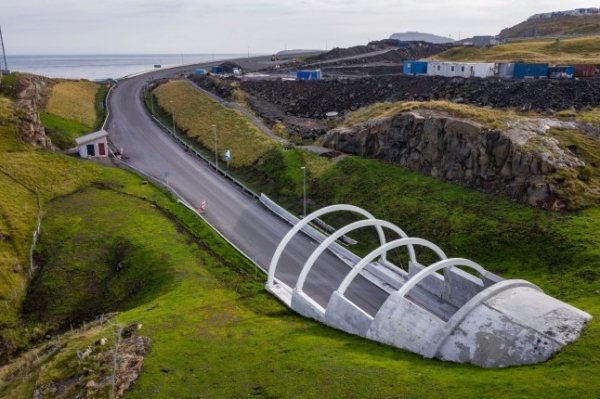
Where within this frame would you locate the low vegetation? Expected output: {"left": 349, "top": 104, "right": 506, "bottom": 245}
{"left": 435, "top": 34, "right": 600, "bottom": 64}
{"left": 0, "top": 106, "right": 100, "bottom": 325}
{"left": 340, "top": 100, "right": 515, "bottom": 129}
{"left": 45, "top": 81, "right": 100, "bottom": 128}
{"left": 42, "top": 80, "right": 108, "bottom": 149}
{"left": 500, "top": 14, "right": 600, "bottom": 38}
{"left": 153, "top": 80, "right": 277, "bottom": 167}
{"left": 1, "top": 74, "right": 599, "bottom": 397}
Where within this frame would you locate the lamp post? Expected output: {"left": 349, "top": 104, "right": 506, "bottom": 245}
{"left": 301, "top": 166, "right": 306, "bottom": 217}
{"left": 170, "top": 100, "right": 175, "bottom": 134}
{"left": 213, "top": 124, "right": 218, "bottom": 170}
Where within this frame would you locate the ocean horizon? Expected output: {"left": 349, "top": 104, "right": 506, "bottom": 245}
{"left": 4, "top": 53, "right": 255, "bottom": 81}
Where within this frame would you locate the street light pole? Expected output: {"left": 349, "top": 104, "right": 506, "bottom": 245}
{"left": 170, "top": 100, "right": 175, "bottom": 134}
{"left": 301, "top": 166, "right": 306, "bottom": 217}
{"left": 213, "top": 124, "right": 218, "bottom": 170}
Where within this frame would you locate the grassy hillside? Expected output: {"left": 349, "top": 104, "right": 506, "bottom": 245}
{"left": 499, "top": 15, "right": 600, "bottom": 38}
{"left": 0, "top": 96, "right": 100, "bottom": 324}
{"left": 434, "top": 34, "right": 600, "bottom": 64}
{"left": 4, "top": 147, "right": 599, "bottom": 399}
{"left": 41, "top": 80, "right": 108, "bottom": 149}
{"left": 1, "top": 77, "right": 599, "bottom": 398}
{"left": 153, "top": 81, "right": 276, "bottom": 167}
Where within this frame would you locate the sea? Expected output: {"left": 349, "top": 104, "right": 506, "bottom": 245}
{"left": 4, "top": 54, "right": 248, "bottom": 81}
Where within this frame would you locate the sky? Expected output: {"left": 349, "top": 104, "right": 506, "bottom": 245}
{"left": 2, "top": 0, "right": 599, "bottom": 55}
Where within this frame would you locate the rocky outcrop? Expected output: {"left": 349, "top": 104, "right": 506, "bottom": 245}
{"left": 320, "top": 110, "right": 584, "bottom": 207}
{"left": 10, "top": 74, "right": 53, "bottom": 149}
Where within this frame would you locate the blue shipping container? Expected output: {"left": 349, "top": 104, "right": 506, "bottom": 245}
{"left": 547, "top": 66, "right": 575, "bottom": 79}
{"left": 398, "top": 41, "right": 412, "bottom": 49}
{"left": 195, "top": 69, "right": 207, "bottom": 75}
{"left": 513, "top": 63, "right": 548, "bottom": 79}
{"left": 403, "top": 61, "right": 429, "bottom": 75}
{"left": 211, "top": 66, "right": 224, "bottom": 74}
{"left": 297, "top": 70, "right": 322, "bottom": 80}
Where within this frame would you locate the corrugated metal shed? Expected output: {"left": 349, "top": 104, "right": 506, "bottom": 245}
{"left": 472, "top": 36, "right": 498, "bottom": 47}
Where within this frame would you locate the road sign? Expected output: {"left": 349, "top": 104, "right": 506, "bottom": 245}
{"left": 224, "top": 150, "right": 231, "bottom": 161}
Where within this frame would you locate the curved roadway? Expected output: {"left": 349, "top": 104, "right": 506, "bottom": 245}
{"left": 106, "top": 59, "right": 389, "bottom": 316}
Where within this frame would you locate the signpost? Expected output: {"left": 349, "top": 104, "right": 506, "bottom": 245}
{"left": 224, "top": 150, "right": 231, "bottom": 169}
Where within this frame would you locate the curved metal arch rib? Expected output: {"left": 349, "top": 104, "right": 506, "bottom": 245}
{"left": 396, "top": 258, "right": 486, "bottom": 300}
{"left": 337, "top": 238, "right": 448, "bottom": 296}
{"left": 267, "top": 204, "right": 384, "bottom": 289}
{"left": 296, "top": 219, "right": 417, "bottom": 293}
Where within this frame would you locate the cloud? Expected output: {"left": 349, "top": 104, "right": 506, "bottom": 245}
{"left": 1, "top": 0, "right": 596, "bottom": 54}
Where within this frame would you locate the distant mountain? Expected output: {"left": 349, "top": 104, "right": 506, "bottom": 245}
{"left": 390, "top": 32, "right": 454, "bottom": 44}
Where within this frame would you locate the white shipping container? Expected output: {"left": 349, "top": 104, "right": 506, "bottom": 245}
{"left": 472, "top": 63, "right": 496, "bottom": 78}
{"left": 427, "top": 61, "right": 444, "bottom": 76}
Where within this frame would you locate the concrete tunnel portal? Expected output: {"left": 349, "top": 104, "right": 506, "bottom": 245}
{"left": 266, "top": 204, "right": 592, "bottom": 368}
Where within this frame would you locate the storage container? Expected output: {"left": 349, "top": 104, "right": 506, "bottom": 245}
{"left": 513, "top": 63, "right": 548, "bottom": 79}
{"left": 403, "top": 61, "right": 428, "bottom": 75}
{"left": 547, "top": 66, "right": 574, "bottom": 79}
{"left": 573, "top": 64, "right": 596, "bottom": 77}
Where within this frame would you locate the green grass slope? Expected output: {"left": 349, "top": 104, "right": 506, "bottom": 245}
{"left": 1, "top": 77, "right": 600, "bottom": 398}
{"left": 0, "top": 94, "right": 100, "bottom": 324}
{"left": 8, "top": 160, "right": 600, "bottom": 399}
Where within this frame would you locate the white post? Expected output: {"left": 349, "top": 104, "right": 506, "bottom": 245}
{"left": 170, "top": 101, "right": 175, "bottom": 134}
{"left": 301, "top": 166, "right": 306, "bottom": 217}
{"left": 213, "top": 125, "right": 218, "bottom": 170}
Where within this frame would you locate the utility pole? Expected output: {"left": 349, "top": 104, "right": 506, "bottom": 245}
{"left": 0, "top": 25, "right": 9, "bottom": 75}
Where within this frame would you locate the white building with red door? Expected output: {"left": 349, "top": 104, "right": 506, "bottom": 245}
{"left": 75, "top": 130, "right": 109, "bottom": 158}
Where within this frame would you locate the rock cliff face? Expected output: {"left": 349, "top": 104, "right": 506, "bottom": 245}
{"left": 10, "top": 74, "right": 53, "bottom": 149}
{"left": 321, "top": 111, "right": 584, "bottom": 208}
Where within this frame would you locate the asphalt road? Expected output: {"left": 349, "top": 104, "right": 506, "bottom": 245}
{"left": 106, "top": 58, "right": 389, "bottom": 316}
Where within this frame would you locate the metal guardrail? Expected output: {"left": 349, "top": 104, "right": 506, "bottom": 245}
{"left": 143, "top": 85, "right": 358, "bottom": 246}
{"left": 109, "top": 148, "right": 266, "bottom": 275}
{"left": 144, "top": 108, "right": 260, "bottom": 200}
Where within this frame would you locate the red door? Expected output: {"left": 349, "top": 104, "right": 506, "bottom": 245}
{"left": 98, "top": 142, "right": 106, "bottom": 156}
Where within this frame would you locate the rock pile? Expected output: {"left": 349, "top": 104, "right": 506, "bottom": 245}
{"left": 238, "top": 75, "right": 600, "bottom": 120}
{"left": 304, "top": 39, "right": 453, "bottom": 64}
